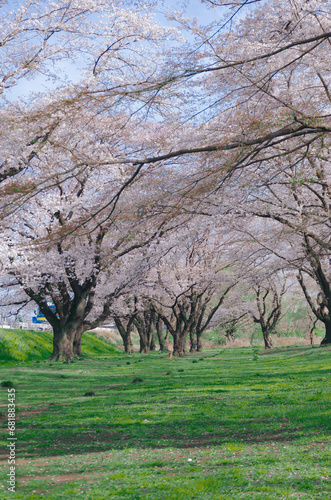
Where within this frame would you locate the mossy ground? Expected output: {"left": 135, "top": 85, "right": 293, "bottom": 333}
{"left": 0, "top": 334, "right": 330, "bottom": 499}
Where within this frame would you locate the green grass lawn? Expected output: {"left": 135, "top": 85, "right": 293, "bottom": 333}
{"left": 0, "top": 332, "right": 330, "bottom": 499}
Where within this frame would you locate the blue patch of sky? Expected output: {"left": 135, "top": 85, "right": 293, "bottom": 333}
{"left": 3, "top": 1, "right": 223, "bottom": 101}
{"left": 4, "top": 0, "right": 257, "bottom": 102}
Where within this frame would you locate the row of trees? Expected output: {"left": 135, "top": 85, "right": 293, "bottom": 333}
{"left": 1, "top": 0, "right": 330, "bottom": 359}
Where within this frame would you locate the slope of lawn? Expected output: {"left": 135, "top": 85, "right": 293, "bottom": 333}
{"left": 0, "top": 343, "right": 330, "bottom": 499}
{"left": 0, "top": 328, "right": 119, "bottom": 364}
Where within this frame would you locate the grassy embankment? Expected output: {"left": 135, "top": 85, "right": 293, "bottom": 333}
{"left": 0, "top": 328, "right": 330, "bottom": 499}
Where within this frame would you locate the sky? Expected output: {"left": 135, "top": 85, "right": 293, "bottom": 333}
{"left": 4, "top": 0, "right": 234, "bottom": 101}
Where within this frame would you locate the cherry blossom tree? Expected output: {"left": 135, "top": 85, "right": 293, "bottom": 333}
{"left": 2, "top": 224, "right": 155, "bottom": 360}
{"left": 113, "top": 315, "right": 135, "bottom": 354}
{"left": 0, "top": 0, "right": 188, "bottom": 362}
{"left": 0, "top": 0, "right": 180, "bottom": 202}
{"left": 213, "top": 311, "right": 249, "bottom": 343}
{"left": 224, "top": 124, "right": 330, "bottom": 345}
{"left": 2, "top": 0, "right": 331, "bottom": 201}
{"left": 0, "top": 111, "right": 185, "bottom": 361}
{"left": 2, "top": 0, "right": 331, "bottom": 358}
{"left": 259, "top": 151, "right": 330, "bottom": 344}
{"left": 111, "top": 296, "right": 157, "bottom": 354}
{"left": 140, "top": 223, "right": 255, "bottom": 356}
{"left": 110, "top": 294, "right": 170, "bottom": 353}
{"left": 3, "top": 0, "right": 330, "bottom": 221}
{"left": 251, "top": 278, "right": 287, "bottom": 349}
{"left": 110, "top": 0, "right": 331, "bottom": 206}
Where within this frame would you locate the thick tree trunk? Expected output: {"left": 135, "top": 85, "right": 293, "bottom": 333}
{"left": 118, "top": 325, "right": 134, "bottom": 354}
{"left": 321, "top": 320, "right": 331, "bottom": 345}
{"left": 114, "top": 317, "right": 134, "bottom": 354}
{"left": 139, "top": 339, "right": 150, "bottom": 353}
{"left": 173, "top": 333, "right": 186, "bottom": 357}
{"left": 133, "top": 313, "right": 154, "bottom": 354}
{"left": 262, "top": 328, "right": 273, "bottom": 349}
{"left": 136, "top": 324, "right": 151, "bottom": 353}
{"left": 196, "top": 330, "right": 203, "bottom": 351}
{"left": 123, "top": 333, "right": 134, "bottom": 354}
{"left": 73, "top": 325, "right": 84, "bottom": 357}
{"left": 50, "top": 327, "right": 75, "bottom": 361}
{"left": 150, "top": 330, "right": 157, "bottom": 351}
{"left": 23, "top": 270, "right": 101, "bottom": 363}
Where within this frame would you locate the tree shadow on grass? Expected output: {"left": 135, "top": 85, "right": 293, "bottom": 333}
{"left": 16, "top": 411, "right": 331, "bottom": 458}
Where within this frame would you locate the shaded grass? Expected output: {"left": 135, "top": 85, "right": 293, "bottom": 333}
{"left": 0, "top": 345, "right": 330, "bottom": 498}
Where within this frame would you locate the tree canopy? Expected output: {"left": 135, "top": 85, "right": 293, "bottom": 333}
{"left": 1, "top": 0, "right": 331, "bottom": 356}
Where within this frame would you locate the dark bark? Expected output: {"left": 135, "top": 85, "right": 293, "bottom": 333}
{"left": 189, "top": 326, "right": 197, "bottom": 352}
{"left": 50, "top": 325, "right": 75, "bottom": 361}
{"left": 156, "top": 317, "right": 166, "bottom": 351}
{"left": 150, "top": 331, "right": 157, "bottom": 351}
{"left": 73, "top": 325, "right": 84, "bottom": 357}
{"left": 156, "top": 284, "right": 234, "bottom": 356}
{"left": 194, "top": 284, "right": 235, "bottom": 352}
{"left": 321, "top": 319, "right": 331, "bottom": 345}
{"left": 297, "top": 272, "right": 331, "bottom": 346}
{"left": 134, "top": 317, "right": 150, "bottom": 353}
{"left": 173, "top": 332, "right": 187, "bottom": 357}
{"left": 308, "top": 316, "right": 318, "bottom": 345}
{"left": 253, "top": 283, "right": 284, "bottom": 349}
{"left": 150, "top": 311, "right": 157, "bottom": 350}
{"left": 261, "top": 326, "right": 273, "bottom": 349}
{"left": 123, "top": 333, "right": 134, "bottom": 353}
{"left": 23, "top": 283, "right": 93, "bottom": 360}
{"left": 138, "top": 333, "right": 151, "bottom": 353}
{"left": 159, "top": 308, "right": 191, "bottom": 357}
{"left": 50, "top": 320, "right": 89, "bottom": 360}
{"left": 196, "top": 330, "right": 203, "bottom": 351}
{"left": 133, "top": 306, "right": 157, "bottom": 354}
{"left": 114, "top": 316, "right": 134, "bottom": 354}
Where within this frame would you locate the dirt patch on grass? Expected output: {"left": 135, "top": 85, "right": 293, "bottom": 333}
{"left": 15, "top": 450, "right": 114, "bottom": 467}
{"left": 19, "top": 406, "right": 48, "bottom": 417}
{"left": 301, "top": 441, "right": 330, "bottom": 449}
{"left": 15, "top": 456, "right": 66, "bottom": 466}
{"left": 240, "top": 417, "right": 269, "bottom": 422}
{"left": 58, "top": 368, "right": 97, "bottom": 372}
{"left": 19, "top": 470, "right": 107, "bottom": 485}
